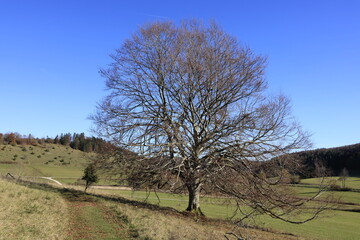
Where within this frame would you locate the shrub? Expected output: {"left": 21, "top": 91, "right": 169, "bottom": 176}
{"left": 329, "top": 183, "right": 341, "bottom": 191}
{"left": 289, "top": 174, "right": 301, "bottom": 184}
{"left": 82, "top": 164, "right": 99, "bottom": 192}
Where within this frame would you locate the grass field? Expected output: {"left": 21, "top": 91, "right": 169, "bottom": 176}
{"left": 1, "top": 145, "right": 360, "bottom": 239}
{"left": 0, "top": 143, "right": 117, "bottom": 185}
{"left": 0, "top": 178, "right": 68, "bottom": 239}
{"left": 90, "top": 182, "right": 360, "bottom": 240}
{"left": 0, "top": 144, "right": 90, "bottom": 177}
{"left": 301, "top": 177, "right": 360, "bottom": 189}
{"left": 0, "top": 179, "right": 300, "bottom": 240}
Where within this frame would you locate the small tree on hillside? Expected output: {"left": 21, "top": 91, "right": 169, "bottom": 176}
{"left": 339, "top": 167, "right": 349, "bottom": 189}
{"left": 82, "top": 164, "right": 98, "bottom": 192}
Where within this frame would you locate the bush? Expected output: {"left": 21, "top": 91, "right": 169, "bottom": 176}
{"left": 82, "top": 164, "right": 99, "bottom": 192}
{"left": 289, "top": 174, "right": 301, "bottom": 184}
{"left": 329, "top": 184, "right": 341, "bottom": 191}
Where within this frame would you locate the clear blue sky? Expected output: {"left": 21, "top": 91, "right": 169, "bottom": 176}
{"left": 0, "top": 0, "right": 359, "bottom": 149}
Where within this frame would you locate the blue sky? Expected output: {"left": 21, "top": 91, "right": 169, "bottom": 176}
{"left": 0, "top": 0, "right": 359, "bottom": 149}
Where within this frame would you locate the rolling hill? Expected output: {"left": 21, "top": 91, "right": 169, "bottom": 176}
{"left": 283, "top": 143, "right": 360, "bottom": 177}
{"left": 0, "top": 143, "right": 95, "bottom": 184}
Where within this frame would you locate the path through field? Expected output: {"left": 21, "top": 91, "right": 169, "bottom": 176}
{"left": 60, "top": 188, "right": 139, "bottom": 240}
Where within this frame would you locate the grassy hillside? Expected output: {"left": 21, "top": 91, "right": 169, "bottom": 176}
{"left": 2, "top": 143, "right": 360, "bottom": 239}
{"left": 0, "top": 144, "right": 93, "bottom": 183}
{"left": 0, "top": 179, "right": 68, "bottom": 239}
{"left": 90, "top": 177, "right": 360, "bottom": 240}
{"left": 0, "top": 179, "right": 299, "bottom": 240}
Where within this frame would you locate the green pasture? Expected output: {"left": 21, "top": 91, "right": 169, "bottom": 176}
{"left": 96, "top": 183, "right": 360, "bottom": 240}
{"left": 259, "top": 210, "right": 360, "bottom": 240}
{"left": 301, "top": 177, "right": 360, "bottom": 189}
{"left": 289, "top": 184, "right": 360, "bottom": 205}
{"left": 0, "top": 144, "right": 93, "bottom": 183}
{"left": 2, "top": 144, "right": 360, "bottom": 239}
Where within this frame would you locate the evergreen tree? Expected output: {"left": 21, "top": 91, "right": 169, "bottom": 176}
{"left": 54, "top": 135, "right": 59, "bottom": 144}
{"left": 82, "top": 164, "right": 98, "bottom": 192}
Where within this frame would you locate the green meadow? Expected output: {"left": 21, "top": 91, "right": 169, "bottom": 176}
{"left": 1, "top": 143, "right": 360, "bottom": 239}
{"left": 0, "top": 144, "right": 120, "bottom": 186}
{"left": 92, "top": 179, "right": 360, "bottom": 240}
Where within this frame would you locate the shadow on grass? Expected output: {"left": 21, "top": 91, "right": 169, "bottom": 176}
{"left": 5, "top": 178, "right": 186, "bottom": 216}
{"left": 2, "top": 177, "right": 312, "bottom": 239}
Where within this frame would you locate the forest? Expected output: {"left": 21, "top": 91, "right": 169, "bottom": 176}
{"left": 0, "top": 132, "right": 111, "bottom": 153}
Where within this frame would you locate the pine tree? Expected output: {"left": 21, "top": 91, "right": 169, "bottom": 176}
{"left": 82, "top": 164, "right": 98, "bottom": 192}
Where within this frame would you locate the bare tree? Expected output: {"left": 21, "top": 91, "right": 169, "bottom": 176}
{"left": 339, "top": 167, "right": 349, "bottom": 189}
{"left": 92, "top": 20, "right": 329, "bottom": 221}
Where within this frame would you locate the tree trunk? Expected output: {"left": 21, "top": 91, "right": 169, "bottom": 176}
{"left": 84, "top": 181, "right": 89, "bottom": 192}
{"left": 186, "top": 182, "right": 203, "bottom": 215}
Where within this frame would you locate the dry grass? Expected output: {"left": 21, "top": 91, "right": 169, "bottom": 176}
{"left": 102, "top": 198, "right": 303, "bottom": 240}
{"left": 64, "top": 185, "right": 304, "bottom": 239}
{"left": 0, "top": 178, "right": 68, "bottom": 240}
{"left": 0, "top": 179, "right": 305, "bottom": 240}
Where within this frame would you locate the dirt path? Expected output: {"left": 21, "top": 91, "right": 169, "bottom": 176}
{"left": 39, "top": 177, "right": 63, "bottom": 185}
{"left": 60, "top": 189, "right": 139, "bottom": 240}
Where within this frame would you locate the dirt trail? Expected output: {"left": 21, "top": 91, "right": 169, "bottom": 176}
{"left": 39, "top": 177, "right": 63, "bottom": 185}
{"left": 60, "top": 189, "right": 138, "bottom": 240}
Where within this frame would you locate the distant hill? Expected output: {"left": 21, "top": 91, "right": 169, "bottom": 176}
{"left": 0, "top": 143, "right": 94, "bottom": 183}
{"left": 283, "top": 143, "right": 360, "bottom": 177}
{"left": 0, "top": 132, "right": 112, "bottom": 154}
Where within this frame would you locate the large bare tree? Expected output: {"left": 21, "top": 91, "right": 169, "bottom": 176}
{"left": 92, "top": 21, "right": 329, "bottom": 221}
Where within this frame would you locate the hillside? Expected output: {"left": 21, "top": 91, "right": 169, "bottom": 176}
{"left": 1, "top": 142, "right": 360, "bottom": 239}
{"left": 283, "top": 143, "right": 360, "bottom": 177}
{"left": 0, "top": 143, "right": 95, "bottom": 184}
{"left": 0, "top": 179, "right": 300, "bottom": 240}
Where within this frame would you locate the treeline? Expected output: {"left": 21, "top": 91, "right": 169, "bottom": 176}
{"left": 0, "top": 132, "right": 111, "bottom": 153}
{"left": 282, "top": 143, "right": 360, "bottom": 177}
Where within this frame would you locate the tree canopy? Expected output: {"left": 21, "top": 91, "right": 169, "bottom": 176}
{"left": 92, "top": 20, "right": 329, "bottom": 222}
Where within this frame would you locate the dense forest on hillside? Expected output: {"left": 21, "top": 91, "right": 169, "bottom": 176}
{"left": 282, "top": 143, "right": 360, "bottom": 177}
{"left": 0, "top": 132, "right": 111, "bottom": 153}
